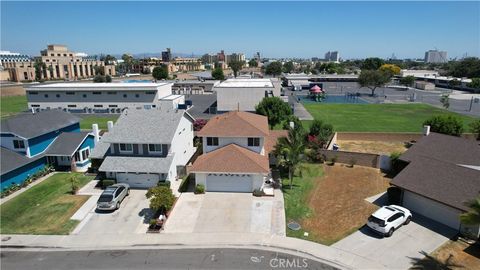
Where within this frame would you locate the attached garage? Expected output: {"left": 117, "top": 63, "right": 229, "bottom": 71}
{"left": 206, "top": 174, "right": 253, "bottom": 192}
{"left": 116, "top": 172, "right": 159, "bottom": 188}
{"left": 402, "top": 191, "right": 462, "bottom": 230}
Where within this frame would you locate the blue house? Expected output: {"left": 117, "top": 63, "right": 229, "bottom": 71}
{"left": 1, "top": 110, "right": 96, "bottom": 190}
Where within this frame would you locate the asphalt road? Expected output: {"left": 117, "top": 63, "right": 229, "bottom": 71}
{"left": 0, "top": 248, "right": 339, "bottom": 270}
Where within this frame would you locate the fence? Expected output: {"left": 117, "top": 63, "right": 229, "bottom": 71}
{"left": 319, "top": 149, "right": 380, "bottom": 168}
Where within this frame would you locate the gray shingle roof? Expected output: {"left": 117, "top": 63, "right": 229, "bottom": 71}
{"left": 100, "top": 109, "right": 193, "bottom": 144}
{"left": 98, "top": 155, "right": 174, "bottom": 174}
{"left": 0, "top": 147, "right": 43, "bottom": 175}
{"left": 44, "top": 132, "right": 91, "bottom": 156}
{"left": 89, "top": 137, "right": 110, "bottom": 159}
{"left": 1, "top": 110, "right": 81, "bottom": 139}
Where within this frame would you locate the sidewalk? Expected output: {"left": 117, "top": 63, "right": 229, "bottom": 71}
{"left": 0, "top": 232, "right": 386, "bottom": 270}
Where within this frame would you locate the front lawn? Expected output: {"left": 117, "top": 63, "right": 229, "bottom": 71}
{"left": 303, "top": 103, "right": 477, "bottom": 132}
{"left": 0, "top": 95, "right": 27, "bottom": 118}
{"left": 0, "top": 172, "right": 94, "bottom": 235}
{"left": 79, "top": 115, "right": 119, "bottom": 130}
{"left": 410, "top": 240, "right": 480, "bottom": 270}
{"left": 283, "top": 163, "right": 390, "bottom": 245}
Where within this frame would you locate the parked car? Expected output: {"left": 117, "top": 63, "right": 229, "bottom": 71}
{"left": 367, "top": 205, "right": 412, "bottom": 237}
{"left": 96, "top": 183, "right": 130, "bottom": 211}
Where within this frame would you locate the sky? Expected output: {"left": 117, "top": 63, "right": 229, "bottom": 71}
{"left": 1, "top": 1, "right": 479, "bottom": 59}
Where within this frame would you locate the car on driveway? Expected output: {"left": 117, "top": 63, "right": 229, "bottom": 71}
{"left": 367, "top": 205, "right": 412, "bottom": 237}
{"left": 96, "top": 183, "right": 130, "bottom": 211}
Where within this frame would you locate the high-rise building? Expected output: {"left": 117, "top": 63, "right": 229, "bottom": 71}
{"left": 217, "top": 50, "right": 226, "bottom": 62}
{"left": 162, "top": 48, "right": 172, "bottom": 62}
{"left": 226, "top": 53, "right": 245, "bottom": 63}
{"left": 424, "top": 50, "right": 448, "bottom": 63}
{"left": 324, "top": 51, "right": 340, "bottom": 62}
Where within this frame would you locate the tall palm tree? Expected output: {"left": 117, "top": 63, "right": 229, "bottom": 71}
{"left": 274, "top": 127, "right": 305, "bottom": 189}
{"left": 460, "top": 196, "right": 480, "bottom": 225}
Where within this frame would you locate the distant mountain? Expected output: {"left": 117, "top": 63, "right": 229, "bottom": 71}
{"left": 109, "top": 52, "right": 202, "bottom": 59}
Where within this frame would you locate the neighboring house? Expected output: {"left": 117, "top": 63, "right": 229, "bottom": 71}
{"left": 25, "top": 82, "right": 185, "bottom": 113}
{"left": 94, "top": 108, "right": 195, "bottom": 188}
{"left": 391, "top": 132, "right": 480, "bottom": 237}
{"left": 215, "top": 78, "right": 281, "bottom": 112}
{"left": 0, "top": 110, "right": 96, "bottom": 190}
{"left": 191, "top": 111, "right": 282, "bottom": 193}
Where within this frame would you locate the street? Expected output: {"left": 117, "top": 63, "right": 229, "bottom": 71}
{"left": 1, "top": 248, "right": 339, "bottom": 270}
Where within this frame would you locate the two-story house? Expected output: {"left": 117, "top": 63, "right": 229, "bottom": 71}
{"left": 191, "top": 111, "right": 271, "bottom": 192}
{"left": 96, "top": 108, "right": 195, "bottom": 188}
{"left": 1, "top": 110, "right": 96, "bottom": 190}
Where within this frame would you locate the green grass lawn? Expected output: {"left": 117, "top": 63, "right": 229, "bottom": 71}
{"left": 79, "top": 115, "right": 119, "bottom": 130}
{"left": 0, "top": 173, "right": 94, "bottom": 235}
{"left": 1, "top": 95, "right": 27, "bottom": 118}
{"left": 282, "top": 163, "right": 323, "bottom": 240}
{"left": 303, "top": 103, "right": 477, "bottom": 132}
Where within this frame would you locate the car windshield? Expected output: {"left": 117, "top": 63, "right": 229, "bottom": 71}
{"left": 368, "top": 215, "right": 385, "bottom": 226}
{"left": 98, "top": 195, "right": 113, "bottom": 203}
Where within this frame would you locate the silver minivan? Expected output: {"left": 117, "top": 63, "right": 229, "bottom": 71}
{"left": 96, "top": 183, "right": 130, "bottom": 211}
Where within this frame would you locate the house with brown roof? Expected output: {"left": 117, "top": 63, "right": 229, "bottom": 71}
{"left": 391, "top": 132, "right": 480, "bottom": 237}
{"left": 191, "top": 111, "right": 276, "bottom": 192}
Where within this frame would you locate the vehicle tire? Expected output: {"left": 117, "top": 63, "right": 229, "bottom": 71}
{"left": 404, "top": 216, "right": 411, "bottom": 225}
{"left": 116, "top": 202, "right": 120, "bottom": 210}
{"left": 386, "top": 228, "right": 394, "bottom": 237}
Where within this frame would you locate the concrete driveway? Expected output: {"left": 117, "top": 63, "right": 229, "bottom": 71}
{"left": 74, "top": 190, "right": 151, "bottom": 235}
{"left": 332, "top": 214, "right": 456, "bottom": 269}
{"left": 164, "top": 191, "right": 285, "bottom": 236}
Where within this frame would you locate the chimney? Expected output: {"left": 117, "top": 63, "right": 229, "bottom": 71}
{"left": 423, "top": 125, "right": 430, "bottom": 136}
{"left": 92, "top": 124, "right": 100, "bottom": 142}
{"left": 107, "top": 121, "right": 114, "bottom": 132}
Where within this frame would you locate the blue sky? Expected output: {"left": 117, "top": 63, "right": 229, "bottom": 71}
{"left": 1, "top": 1, "right": 479, "bottom": 59}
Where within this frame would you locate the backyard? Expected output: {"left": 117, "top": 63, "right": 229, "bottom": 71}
{"left": 0, "top": 172, "right": 94, "bottom": 235}
{"left": 283, "top": 163, "right": 390, "bottom": 245}
{"left": 303, "top": 103, "right": 477, "bottom": 132}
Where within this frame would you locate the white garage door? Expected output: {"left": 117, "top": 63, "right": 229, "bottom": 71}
{"left": 206, "top": 174, "right": 253, "bottom": 192}
{"left": 116, "top": 173, "right": 159, "bottom": 188}
{"left": 403, "top": 191, "right": 462, "bottom": 229}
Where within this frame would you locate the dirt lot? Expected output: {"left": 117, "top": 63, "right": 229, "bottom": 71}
{"left": 0, "top": 85, "right": 26, "bottom": 97}
{"left": 302, "top": 164, "right": 390, "bottom": 245}
{"left": 411, "top": 240, "right": 480, "bottom": 269}
{"left": 337, "top": 139, "right": 407, "bottom": 155}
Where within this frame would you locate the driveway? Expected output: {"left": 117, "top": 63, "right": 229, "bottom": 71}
{"left": 332, "top": 214, "right": 456, "bottom": 269}
{"left": 74, "top": 190, "right": 151, "bottom": 235}
{"left": 164, "top": 191, "right": 285, "bottom": 236}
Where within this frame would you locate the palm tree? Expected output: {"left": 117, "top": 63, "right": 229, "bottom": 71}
{"left": 410, "top": 251, "right": 463, "bottom": 270}
{"left": 460, "top": 196, "right": 480, "bottom": 225}
{"left": 274, "top": 126, "right": 305, "bottom": 189}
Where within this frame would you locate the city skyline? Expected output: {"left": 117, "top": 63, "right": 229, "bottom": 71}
{"left": 1, "top": 1, "right": 479, "bottom": 59}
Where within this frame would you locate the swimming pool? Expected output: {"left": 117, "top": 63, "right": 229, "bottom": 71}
{"left": 122, "top": 79, "right": 153, "bottom": 83}
{"left": 297, "top": 94, "right": 369, "bottom": 104}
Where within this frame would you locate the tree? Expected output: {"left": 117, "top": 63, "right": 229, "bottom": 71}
{"left": 122, "top": 54, "right": 134, "bottom": 73}
{"left": 399, "top": 76, "right": 415, "bottom": 87}
{"left": 308, "top": 119, "right": 334, "bottom": 147}
{"left": 467, "top": 78, "right": 480, "bottom": 92}
{"left": 69, "top": 175, "right": 79, "bottom": 195}
{"left": 283, "top": 61, "right": 294, "bottom": 73}
{"left": 94, "top": 65, "right": 105, "bottom": 76}
{"left": 448, "top": 79, "right": 461, "bottom": 89}
{"left": 423, "top": 115, "right": 464, "bottom": 136}
{"left": 282, "top": 115, "right": 304, "bottom": 134}
{"left": 152, "top": 65, "right": 168, "bottom": 80}
{"left": 145, "top": 186, "right": 175, "bottom": 213}
{"left": 358, "top": 70, "right": 391, "bottom": 96}
{"left": 379, "top": 64, "right": 401, "bottom": 76}
{"left": 248, "top": 59, "right": 258, "bottom": 67}
{"left": 93, "top": 74, "right": 106, "bottom": 83}
{"left": 446, "top": 57, "right": 480, "bottom": 78}
{"left": 274, "top": 127, "right": 305, "bottom": 189}
{"left": 101, "top": 54, "right": 116, "bottom": 65}
{"left": 105, "top": 75, "right": 112, "bottom": 83}
{"left": 440, "top": 94, "right": 450, "bottom": 109}
{"left": 459, "top": 196, "right": 480, "bottom": 226}
{"left": 33, "top": 59, "right": 46, "bottom": 81}
{"left": 265, "top": 62, "right": 283, "bottom": 77}
{"left": 255, "top": 97, "right": 292, "bottom": 128}
{"left": 469, "top": 119, "right": 480, "bottom": 140}
{"left": 362, "top": 57, "right": 385, "bottom": 70}
{"left": 229, "top": 60, "right": 245, "bottom": 78}
{"left": 211, "top": 67, "right": 225, "bottom": 80}
{"left": 410, "top": 251, "right": 464, "bottom": 270}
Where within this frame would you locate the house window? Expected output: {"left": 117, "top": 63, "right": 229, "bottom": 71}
{"left": 148, "top": 144, "right": 162, "bottom": 153}
{"left": 66, "top": 92, "right": 75, "bottom": 95}
{"left": 135, "top": 94, "right": 140, "bottom": 98}
{"left": 145, "top": 91, "right": 155, "bottom": 95}
{"left": 81, "top": 148, "right": 90, "bottom": 160}
{"left": 75, "top": 152, "right": 80, "bottom": 161}
{"left": 28, "top": 91, "right": 38, "bottom": 95}
{"left": 123, "top": 94, "right": 127, "bottom": 98}
{"left": 107, "top": 91, "right": 117, "bottom": 95}
{"left": 44, "top": 94, "right": 49, "bottom": 98}
{"left": 67, "top": 105, "right": 77, "bottom": 108}
{"left": 92, "top": 92, "right": 102, "bottom": 95}
{"left": 206, "top": 137, "right": 219, "bottom": 146}
{"left": 248, "top": 138, "right": 260, "bottom": 147}
{"left": 94, "top": 105, "right": 103, "bottom": 108}
{"left": 108, "top": 105, "right": 118, "bottom": 108}
{"left": 13, "top": 139, "right": 25, "bottom": 149}
{"left": 119, "top": 143, "right": 133, "bottom": 152}
{"left": 83, "top": 94, "right": 87, "bottom": 98}
{"left": 31, "top": 104, "right": 40, "bottom": 108}
{"left": 56, "top": 94, "right": 60, "bottom": 98}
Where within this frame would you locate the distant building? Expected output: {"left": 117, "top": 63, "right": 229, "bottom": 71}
{"left": 324, "top": 51, "right": 340, "bottom": 62}
{"left": 424, "top": 50, "right": 447, "bottom": 63}
{"left": 162, "top": 48, "right": 172, "bottom": 62}
{"left": 226, "top": 53, "right": 246, "bottom": 63}
{"left": 217, "top": 50, "right": 226, "bottom": 62}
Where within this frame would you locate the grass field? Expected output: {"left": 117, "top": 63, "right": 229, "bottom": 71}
{"left": 0, "top": 95, "right": 27, "bottom": 118}
{"left": 303, "top": 103, "right": 477, "bottom": 132}
{"left": 79, "top": 115, "right": 119, "bottom": 130}
{"left": 0, "top": 173, "right": 94, "bottom": 235}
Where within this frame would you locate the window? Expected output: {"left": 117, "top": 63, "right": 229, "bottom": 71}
{"left": 119, "top": 143, "right": 133, "bottom": 152}
{"left": 28, "top": 91, "right": 38, "bottom": 95}
{"left": 44, "top": 94, "right": 49, "bottom": 98}
{"left": 67, "top": 105, "right": 77, "bottom": 108}
{"left": 135, "top": 94, "right": 140, "bottom": 98}
{"left": 123, "top": 94, "right": 127, "bottom": 98}
{"left": 81, "top": 148, "right": 90, "bottom": 160}
{"left": 83, "top": 94, "right": 87, "bottom": 98}
{"left": 248, "top": 138, "right": 260, "bottom": 147}
{"left": 108, "top": 105, "right": 118, "bottom": 108}
{"left": 107, "top": 91, "right": 117, "bottom": 95}
{"left": 94, "top": 105, "right": 103, "bottom": 108}
{"left": 148, "top": 144, "right": 162, "bottom": 153}
{"left": 56, "top": 94, "right": 60, "bottom": 98}
{"left": 145, "top": 91, "right": 155, "bottom": 95}
{"left": 74, "top": 152, "right": 80, "bottom": 161}
{"left": 31, "top": 104, "right": 40, "bottom": 108}
{"left": 206, "top": 137, "right": 219, "bottom": 146}
{"left": 92, "top": 92, "right": 102, "bottom": 95}
{"left": 13, "top": 139, "right": 25, "bottom": 149}
{"left": 66, "top": 92, "right": 75, "bottom": 95}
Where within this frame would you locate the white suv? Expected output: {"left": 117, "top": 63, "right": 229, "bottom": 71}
{"left": 367, "top": 205, "right": 412, "bottom": 237}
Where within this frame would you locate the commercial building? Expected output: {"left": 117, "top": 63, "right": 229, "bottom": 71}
{"left": 162, "top": 48, "right": 172, "bottom": 62}
{"left": 324, "top": 51, "right": 340, "bottom": 62}
{"left": 25, "top": 82, "right": 184, "bottom": 113}
{"left": 424, "top": 50, "right": 448, "bottom": 63}
{"left": 171, "top": 80, "right": 220, "bottom": 94}
{"left": 201, "top": 50, "right": 245, "bottom": 65}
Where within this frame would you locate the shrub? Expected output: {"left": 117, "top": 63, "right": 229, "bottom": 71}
{"left": 253, "top": 189, "right": 264, "bottom": 197}
{"left": 102, "top": 179, "right": 115, "bottom": 189}
{"left": 157, "top": 181, "right": 171, "bottom": 188}
{"left": 149, "top": 218, "right": 158, "bottom": 227}
{"left": 69, "top": 175, "right": 80, "bottom": 194}
{"left": 329, "top": 156, "right": 337, "bottom": 165}
{"left": 194, "top": 184, "right": 205, "bottom": 194}
{"left": 146, "top": 186, "right": 175, "bottom": 212}
{"left": 423, "top": 115, "right": 464, "bottom": 136}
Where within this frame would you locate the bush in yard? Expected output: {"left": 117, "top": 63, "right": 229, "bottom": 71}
{"left": 69, "top": 175, "right": 80, "bottom": 194}
{"left": 423, "top": 115, "right": 464, "bottom": 136}
{"left": 255, "top": 96, "right": 292, "bottom": 128}
{"left": 470, "top": 119, "right": 480, "bottom": 140}
{"left": 308, "top": 119, "right": 334, "bottom": 148}
{"left": 102, "top": 179, "right": 115, "bottom": 189}
{"left": 194, "top": 184, "right": 205, "bottom": 194}
{"left": 157, "top": 181, "right": 171, "bottom": 188}
{"left": 146, "top": 186, "right": 175, "bottom": 213}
